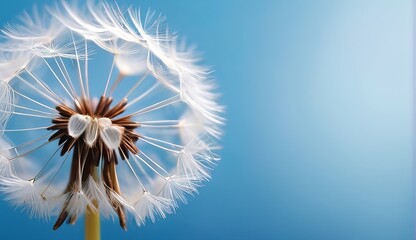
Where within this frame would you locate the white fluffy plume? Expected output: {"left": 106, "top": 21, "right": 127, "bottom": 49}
{"left": 0, "top": 0, "right": 223, "bottom": 229}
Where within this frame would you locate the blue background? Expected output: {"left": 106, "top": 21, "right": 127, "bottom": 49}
{"left": 0, "top": 0, "right": 413, "bottom": 239}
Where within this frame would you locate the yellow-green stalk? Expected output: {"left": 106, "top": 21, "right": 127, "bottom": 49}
{"left": 85, "top": 167, "right": 100, "bottom": 240}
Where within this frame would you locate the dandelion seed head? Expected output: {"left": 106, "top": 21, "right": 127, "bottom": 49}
{"left": 0, "top": 0, "right": 223, "bottom": 230}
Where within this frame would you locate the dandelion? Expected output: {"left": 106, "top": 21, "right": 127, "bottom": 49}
{"left": 0, "top": 1, "right": 223, "bottom": 239}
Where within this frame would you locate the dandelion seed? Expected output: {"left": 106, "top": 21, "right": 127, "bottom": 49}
{"left": 0, "top": 0, "right": 223, "bottom": 234}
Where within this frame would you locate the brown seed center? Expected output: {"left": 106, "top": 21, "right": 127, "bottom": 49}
{"left": 47, "top": 95, "right": 140, "bottom": 230}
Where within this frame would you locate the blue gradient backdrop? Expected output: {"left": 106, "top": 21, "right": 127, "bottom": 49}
{"left": 0, "top": 1, "right": 413, "bottom": 239}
